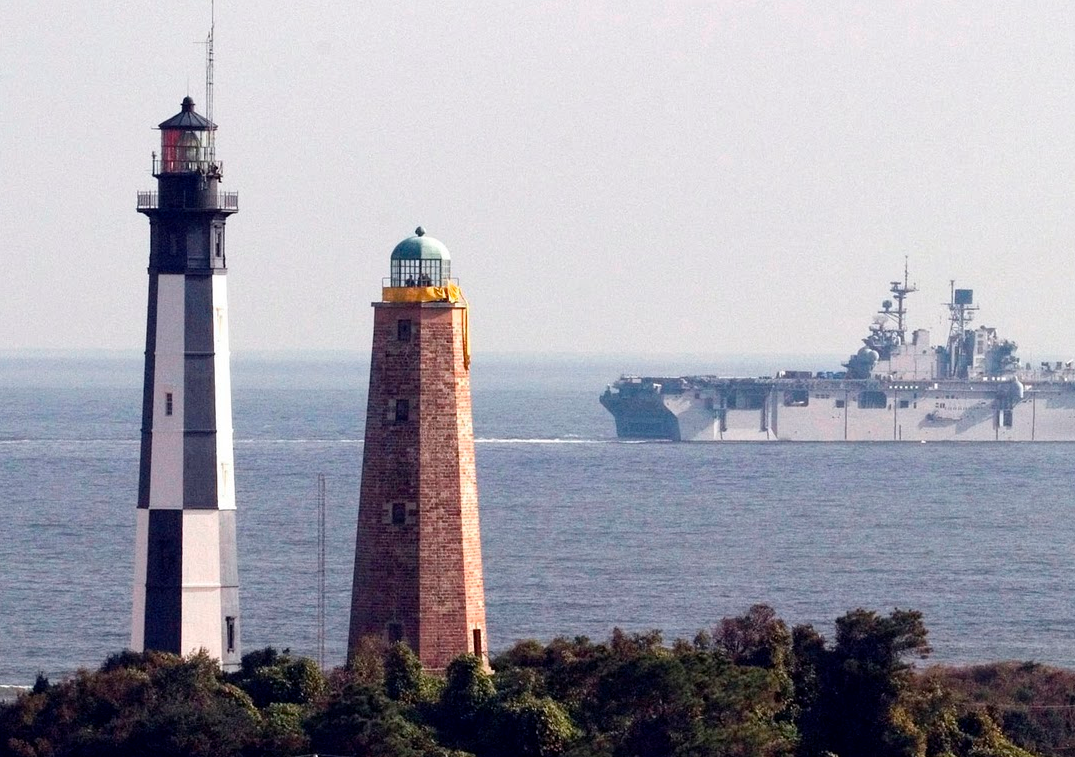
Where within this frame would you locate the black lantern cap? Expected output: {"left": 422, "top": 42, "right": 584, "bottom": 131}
{"left": 158, "top": 96, "right": 215, "bottom": 130}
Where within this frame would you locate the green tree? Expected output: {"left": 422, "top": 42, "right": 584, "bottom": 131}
{"left": 258, "top": 701, "right": 310, "bottom": 756}
{"left": 348, "top": 633, "right": 388, "bottom": 686}
{"left": 0, "top": 650, "right": 261, "bottom": 757}
{"left": 793, "top": 608, "right": 931, "bottom": 757}
{"left": 230, "top": 647, "right": 326, "bottom": 708}
{"left": 714, "top": 604, "right": 791, "bottom": 671}
{"left": 593, "top": 654, "right": 697, "bottom": 757}
{"left": 385, "top": 641, "right": 437, "bottom": 705}
{"left": 489, "top": 692, "right": 579, "bottom": 757}
{"left": 306, "top": 682, "right": 443, "bottom": 757}
{"left": 439, "top": 654, "right": 496, "bottom": 752}
{"left": 228, "top": 648, "right": 283, "bottom": 708}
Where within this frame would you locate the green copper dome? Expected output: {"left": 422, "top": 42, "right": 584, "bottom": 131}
{"left": 390, "top": 226, "right": 451, "bottom": 261}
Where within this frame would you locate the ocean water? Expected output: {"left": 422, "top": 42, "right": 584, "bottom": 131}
{"left": 2, "top": 352, "right": 1075, "bottom": 683}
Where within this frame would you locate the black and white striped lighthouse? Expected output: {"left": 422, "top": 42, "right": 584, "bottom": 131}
{"left": 132, "top": 96, "right": 241, "bottom": 670}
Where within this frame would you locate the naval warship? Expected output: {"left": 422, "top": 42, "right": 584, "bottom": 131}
{"left": 601, "top": 273, "right": 1075, "bottom": 441}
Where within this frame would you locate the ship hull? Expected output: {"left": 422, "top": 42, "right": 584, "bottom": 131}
{"left": 601, "top": 378, "right": 1075, "bottom": 442}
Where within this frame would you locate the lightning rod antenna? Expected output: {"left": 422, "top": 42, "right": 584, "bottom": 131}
{"left": 205, "top": 0, "right": 216, "bottom": 163}
{"left": 316, "top": 473, "right": 327, "bottom": 670}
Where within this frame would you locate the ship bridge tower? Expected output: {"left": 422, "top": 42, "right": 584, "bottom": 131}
{"left": 348, "top": 227, "right": 488, "bottom": 672}
{"left": 131, "top": 97, "right": 241, "bottom": 670}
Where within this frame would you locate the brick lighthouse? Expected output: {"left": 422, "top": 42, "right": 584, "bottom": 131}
{"left": 131, "top": 97, "right": 241, "bottom": 670}
{"left": 348, "top": 227, "right": 488, "bottom": 671}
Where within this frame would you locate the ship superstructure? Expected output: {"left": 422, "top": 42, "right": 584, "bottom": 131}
{"left": 601, "top": 275, "right": 1075, "bottom": 442}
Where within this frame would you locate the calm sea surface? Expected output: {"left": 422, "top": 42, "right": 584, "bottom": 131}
{"left": 2, "top": 352, "right": 1074, "bottom": 683}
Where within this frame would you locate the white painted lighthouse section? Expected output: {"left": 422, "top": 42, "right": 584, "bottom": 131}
{"left": 181, "top": 510, "right": 224, "bottom": 659}
{"left": 149, "top": 274, "right": 186, "bottom": 510}
{"left": 130, "top": 508, "right": 150, "bottom": 650}
{"left": 212, "top": 275, "right": 236, "bottom": 511}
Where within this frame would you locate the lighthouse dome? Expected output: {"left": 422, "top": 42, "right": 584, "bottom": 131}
{"left": 391, "top": 227, "right": 451, "bottom": 261}
{"left": 389, "top": 227, "right": 452, "bottom": 287}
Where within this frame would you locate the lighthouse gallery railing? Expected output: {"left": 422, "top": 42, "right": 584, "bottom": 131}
{"left": 136, "top": 191, "right": 239, "bottom": 211}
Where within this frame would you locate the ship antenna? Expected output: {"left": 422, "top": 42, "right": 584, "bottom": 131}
{"left": 888, "top": 256, "right": 917, "bottom": 342}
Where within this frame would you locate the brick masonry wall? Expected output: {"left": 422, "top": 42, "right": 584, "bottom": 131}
{"left": 348, "top": 301, "right": 488, "bottom": 671}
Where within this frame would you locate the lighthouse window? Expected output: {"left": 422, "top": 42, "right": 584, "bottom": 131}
{"left": 226, "top": 616, "right": 236, "bottom": 653}
{"left": 393, "top": 399, "right": 410, "bottom": 423}
{"left": 835, "top": 399, "right": 846, "bottom": 409}
{"left": 397, "top": 319, "right": 412, "bottom": 342}
{"left": 1003, "top": 409, "right": 1014, "bottom": 427}
{"left": 473, "top": 628, "right": 483, "bottom": 658}
{"left": 899, "top": 400, "right": 910, "bottom": 409}
{"left": 165, "top": 392, "right": 174, "bottom": 416}
{"left": 383, "top": 502, "right": 416, "bottom": 526}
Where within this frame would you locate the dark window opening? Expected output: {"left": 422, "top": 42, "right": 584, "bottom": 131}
{"left": 1003, "top": 409, "right": 1014, "bottom": 427}
{"left": 388, "top": 622, "right": 404, "bottom": 644}
{"left": 226, "top": 616, "right": 236, "bottom": 653}
{"left": 835, "top": 399, "right": 846, "bottom": 409}
{"left": 394, "top": 399, "right": 410, "bottom": 423}
{"left": 215, "top": 231, "right": 222, "bottom": 258}
{"left": 397, "top": 319, "right": 412, "bottom": 342}
{"left": 728, "top": 393, "right": 766, "bottom": 410}
{"left": 392, "top": 502, "right": 406, "bottom": 525}
{"left": 784, "top": 390, "right": 809, "bottom": 407}
{"left": 859, "top": 390, "right": 888, "bottom": 409}
{"left": 473, "top": 628, "right": 483, "bottom": 658}
{"left": 165, "top": 392, "right": 174, "bottom": 416}
{"left": 899, "top": 400, "right": 910, "bottom": 409}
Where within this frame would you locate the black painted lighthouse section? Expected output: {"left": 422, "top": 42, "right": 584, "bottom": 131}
{"left": 144, "top": 509, "right": 182, "bottom": 652}
{"left": 137, "top": 274, "right": 158, "bottom": 509}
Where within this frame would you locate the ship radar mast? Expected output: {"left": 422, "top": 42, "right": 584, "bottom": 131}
{"left": 863, "top": 257, "right": 917, "bottom": 360}
{"left": 945, "top": 280, "right": 979, "bottom": 377}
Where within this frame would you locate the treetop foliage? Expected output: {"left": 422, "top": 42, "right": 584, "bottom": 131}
{"left": 0, "top": 608, "right": 1054, "bottom": 757}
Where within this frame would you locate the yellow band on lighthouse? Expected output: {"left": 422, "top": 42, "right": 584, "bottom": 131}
{"left": 382, "top": 284, "right": 471, "bottom": 370}
{"left": 381, "top": 283, "right": 463, "bottom": 304}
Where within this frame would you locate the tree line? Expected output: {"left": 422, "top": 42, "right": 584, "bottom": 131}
{"left": 4, "top": 606, "right": 1073, "bottom": 757}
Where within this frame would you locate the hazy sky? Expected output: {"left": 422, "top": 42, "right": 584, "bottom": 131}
{"left": 4, "top": 2, "right": 1075, "bottom": 360}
